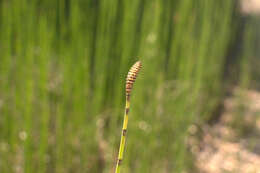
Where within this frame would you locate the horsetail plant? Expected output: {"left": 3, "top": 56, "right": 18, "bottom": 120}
{"left": 115, "top": 61, "right": 142, "bottom": 173}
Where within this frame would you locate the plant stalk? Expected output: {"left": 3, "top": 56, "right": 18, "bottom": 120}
{"left": 115, "top": 96, "right": 130, "bottom": 173}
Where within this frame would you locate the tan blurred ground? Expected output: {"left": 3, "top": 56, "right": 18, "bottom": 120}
{"left": 192, "top": 88, "right": 260, "bottom": 173}
{"left": 241, "top": 0, "right": 260, "bottom": 14}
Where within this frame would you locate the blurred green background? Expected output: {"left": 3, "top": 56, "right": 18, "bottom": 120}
{"left": 0, "top": 0, "right": 259, "bottom": 173}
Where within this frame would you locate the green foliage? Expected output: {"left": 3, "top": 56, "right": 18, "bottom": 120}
{"left": 0, "top": 0, "right": 247, "bottom": 173}
{"left": 240, "top": 16, "right": 260, "bottom": 88}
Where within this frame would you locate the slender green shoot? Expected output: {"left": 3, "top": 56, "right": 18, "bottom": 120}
{"left": 115, "top": 61, "right": 142, "bottom": 173}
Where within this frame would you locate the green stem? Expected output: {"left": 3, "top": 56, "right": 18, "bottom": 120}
{"left": 115, "top": 97, "right": 130, "bottom": 173}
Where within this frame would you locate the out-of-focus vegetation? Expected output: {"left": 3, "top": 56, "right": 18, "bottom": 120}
{"left": 0, "top": 0, "right": 256, "bottom": 173}
{"left": 240, "top": 16, "right": 260, "bottom": 89}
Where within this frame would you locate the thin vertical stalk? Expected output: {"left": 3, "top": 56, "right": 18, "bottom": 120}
{"left": 115, "top": 61, "right": 142, "bottom": 173}
{"left": 115, "top": 97, "right": 130, "bottom": 173}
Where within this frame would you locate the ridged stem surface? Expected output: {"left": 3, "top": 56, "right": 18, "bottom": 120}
{"left": 115, "top": 96, "right": 130, "bottom": 173}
